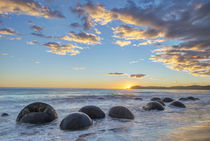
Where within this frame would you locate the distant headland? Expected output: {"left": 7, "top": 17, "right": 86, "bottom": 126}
{"left": 130, "top": 85, "right": 210, "bottom": 90}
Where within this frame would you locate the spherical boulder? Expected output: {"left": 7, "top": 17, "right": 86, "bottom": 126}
{"left": 60, "top": 112, "right": 92, "bottom": 131}
{"left": 162, "top": 97, "right": 174, "bottom": 103}
{"left": 16, "top": 102, "right": 58, "bottom": 124}
{"left": 79, "top": 105, "right": 105, "bottom": 119}
{"left": 156, "top": 100, "right": 165, "bottom": 106}
{"left": 170, "top": 101, "right": 186, "bottom": 108}
{"left": 1, "top": 113, "right": 9, "bottom": 117}
{"left": 134, "top": 97, "right": 142, "bottom": 100}
{"left": 179, "top": 96, "right": 200, "bottom": 101}
{"left": 187, "top": 96, "right": 200, "bottom": 101}
{"left": 109, "top": 106, "right": 134, "bottom": 119}
{"left": 151, "top": 97, "right": 161, "bottom": 101}
{"left": 143, "top": 101, "right": 164, "bottom": 111}
{"left": 179, "top": 97, "right": 188, "bottom": 101}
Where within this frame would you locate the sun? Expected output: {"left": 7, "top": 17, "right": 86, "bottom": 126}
{"left": 125, "top": 84, "right": 131, "bottom": 89}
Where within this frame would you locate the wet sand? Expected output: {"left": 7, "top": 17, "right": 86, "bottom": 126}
{"left": 160, "top": 121, "right": 210, "bottom": 141}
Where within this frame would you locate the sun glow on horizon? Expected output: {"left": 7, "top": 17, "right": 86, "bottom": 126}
{"left": 125, "top": 84, "right": 131, "bottom": 89}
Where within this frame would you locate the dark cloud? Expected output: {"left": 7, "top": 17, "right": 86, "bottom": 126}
{"left": 106, "top": 73, "right": 127, "bottom": 76}
{"left": 31, "top": 33, "right": 53, "bottom": 39}
{"left": 0, "top": 28, "right": 16, "bottom": 35}
{"left": 70, "top": 3, "right": 93, "bottom": 30}
{"left": 70, "top": 23, "right": 82, "bottom": 28}
{"left": 60, "top": 31, "right": 100, "bottom": 44}
{"left": 130, "top": 74, "right": 146, "bottom": 79}
{"left": 31, "top": 25, "right": 43, "bottom": 32}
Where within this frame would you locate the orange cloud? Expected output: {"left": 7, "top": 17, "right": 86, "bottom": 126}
{"left": 151, "top": 40, "right": 210, "bottom": 76}
{"left": 60, "top": 32, "right": 100, "bottom": 45}
{"left": 0, "top": 0, "right": 64, "bottom": 19}
{"left": 44, "top": 42, "right": 83, "bottom": 56}
{"left": 0, "top": 28, "right": 16, "bottom": 35}
{"left": 114, "top": 40, "right": 131, "bottom": 47}
{"left": 113, "top": 25, "right": 161, "bottom": 40}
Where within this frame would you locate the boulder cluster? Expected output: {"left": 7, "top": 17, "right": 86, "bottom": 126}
{"left": 11, "top": 96, "right": 199, "bottom": 131}
{"left": 15, "top": 102, "right": 134, "bottom": 131}
{"left": 142, "top": 96, "right": 199, "bottom": 111}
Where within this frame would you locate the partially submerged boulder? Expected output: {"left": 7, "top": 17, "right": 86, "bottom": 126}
{"left": 170, "top": 101, "right": 186, "bottom": 108}
{"left": 134, "top": 97, "right": 142, "bottom": 100}
{"left": 151, "top": 97, "right": 161, "bottom": 101}
{"left": 179, "top": 97, "right": 188, "bottom": 101}
{"left": 162, "top": 97, "right": 174, "bottom": 103}
{"left": 60, "top": 112, "right": 92, "bottom": 131}
{"left": 143, "top": 101, "right": 164, "bottom": 111}
{"left": 156, "top": 100, "right": 165, "bottom": 106}
{"left": 79, "top": 105, "right": 105, "bottom": 119}
{"left": 16, "top": 102, "right": 58, "bottom": 124}
{"left": 109, "top": 106, "right": 134, "bottom": 119}
{"left": 1, "top": 113, "right": 9, "bottom": 117}
{"left": 187, "top": 96, "right": 200, "bottom": 101}
{"left": 179, "top": 96, "right": 200, "bottom": 101}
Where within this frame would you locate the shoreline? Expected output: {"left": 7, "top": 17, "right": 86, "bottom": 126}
{"left": 160, "top": 121, "right": 210, "bottom": 141}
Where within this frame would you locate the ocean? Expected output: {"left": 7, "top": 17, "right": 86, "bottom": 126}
{"left": 0, "top": 88, "right": 210, "bottom": 141}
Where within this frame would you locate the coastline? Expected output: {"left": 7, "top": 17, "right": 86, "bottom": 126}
{"left": 160, "top": 121, "right": 210, "bottom": 141}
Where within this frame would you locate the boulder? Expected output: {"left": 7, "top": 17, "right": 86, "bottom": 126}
{"left": 170, "top": 101, "right": 186, "bottom": 108}
{"left": 60, "top": 112, "right": 92, "bottom": 131}
{"left": 1, "top": 113, "right": 9, "bottom": 117}
{"left": 179, "top": 97, "right": 188, "bottom": 101}
{"left": 187, "top": 96, "right": 200, "bottom": 101}
{"left": 79, "top": 105, "right": 105, "bottom": 119}
{"left": 151, "top": 97, "right": 161, "bottom": 101}
{"left": 162, "top": 97, "right": 174, "bottom": 103}
{"left": 16, "top": 102, "right": 58, "bottom": 124}
{"left": 109, "top": 106, "right": 134, "bottom": 119}
{"left": 143, "top": 101, "right": 164, "bottom": 111}
{"left": 179, "top": 96, "right": 200, "bottom": 101}
{"left": 156, "top": 100, "right": 165, "bottom": 106}
{"left": 134, "top": 97, "right": 142, "bottom": 100}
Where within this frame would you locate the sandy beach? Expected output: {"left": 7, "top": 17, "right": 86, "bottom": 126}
{"left": 160, "top": 121, "right": 210, "bottom": 141}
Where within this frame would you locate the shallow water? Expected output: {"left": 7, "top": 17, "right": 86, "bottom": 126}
{"left": 0, "top": 88, "right": 210, "bottom": 141}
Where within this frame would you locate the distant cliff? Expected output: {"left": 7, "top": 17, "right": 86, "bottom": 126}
{"left": 131, "top": 85, "right": 210, "bottom": 90}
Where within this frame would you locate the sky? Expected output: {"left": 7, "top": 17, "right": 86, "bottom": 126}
{"left": 0, "top": 0, "right": 210, "bottom": 89}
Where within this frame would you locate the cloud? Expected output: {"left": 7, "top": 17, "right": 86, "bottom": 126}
{"left": 32, "top": 59, "right": 40, "bottom": 64}
{"left": 130, "top": 74, "right": 146, "bottom": 79}
{"left": 105, "top": 72, "right": 127, "bottom": 76}
{"left": 114, "top": 40, "right": 131, "bottom": 47}
{"left": 31, "top": 32, "right": 53, "bottom": 38}
{"left": 129, "top": 60, "right": 139, "bottom": 64}
{"left": 70, "top": 23, "right": 82, "bottom": 28}
{"left": 0, "top": 28, "right": 16, "bottom": 35}
{"left": 27, "top": 40, "right": 40, "bottom": 45}
{"left": 72, "top": 1, "right": 210, "bottom": 77}
{"left": 72, "top": 67, "right": 85, "bottom": 70}
{"left": 0, "top": 0, "right": 64, "bottom": 19}
{"left": 31, "top": 25, "right": 43, "bottom": 32}
{"left": 138, "top": 39, "right": 165, "bottom": 46}
{"left": 70, "top": 5, "right": 93, "bottom": 30}
{"left": 129, "top": 58, "right": 144, "bottom": 64}
{"left": 0, "top": 53, "right": 8, "bottom": 55}
{"left": 43, "top": 42, "right": 83, "bottom": 55}
{"left": 151, "top": 40, "right": 210, "bottom": 76}
{"left": 113, "top": 25, "right": 161, "bottom": 40}
{"left": 60, "top": 31, "right": 100, "bottom": 45}
{"left": 94, "top": 28, "right": 101, "bottom": 34}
